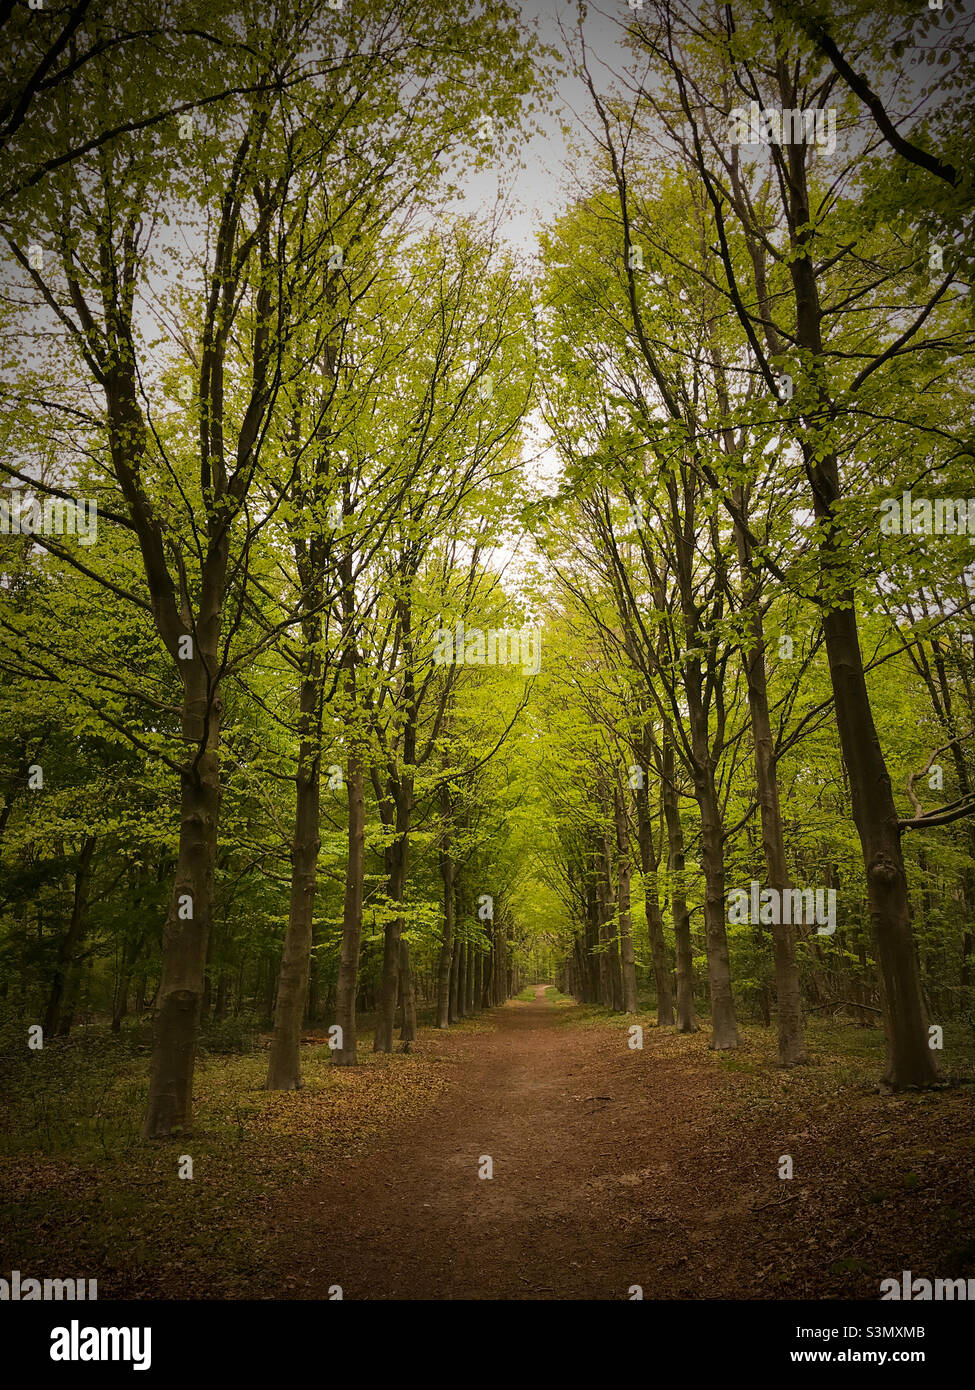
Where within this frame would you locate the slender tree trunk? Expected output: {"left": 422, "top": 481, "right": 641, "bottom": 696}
{"left": 694, "top": 759, "right": 738, "bottom": 1049}
{"left": 56, "top": 972, "right": 80, "bottom": 1036}
{"left": 266, "top": 645, "right": 322, "bottom": 1089}
{"left": 668, "top": 488, "right": 736, "bottom": 1046}
{"left": 449, "top": 934, "right": 461, "bottom": 1022}
{"left": 474, "top": 947, "right": 483, "bottom": 1012}
{"left": 111, "top": 947, "right": 131, "bottom": 1034}
{"left": 613, "top": 784, "right": 640, "bottom": 1012}
{"left": 732, "top": 501, "right": 805, "bottom": 1065}
{"left": 436, "top": 828, "right": 456, "bottom": 1028}
{"left": 333, "top": 749, "right": 365, "bottom": 1066}
{"left": 398, "top": 937, "right": 417, "bottom": 1042}
{"left": 373, "top": 588, "right": 417, "bottom": 1053}
{"left": 44, "top": 836, "right": 96, "bottom": 1037}
{"left": 662, "top": 729, "right": 697, "bottom": 1032}
{"left": 457, "top": 878, "right": 471, "bottom": 1016}
{"left": 307, "top": 927, "right": 320, "bottom": 1026}
{"left": 135, "top": 967, "right": 148, "bottom": 1017}
{"left": 585, "top": 869, "right": 602, "bottom": 1004}
{"left": 457, "top": 938, "right": 469, "bottom": 1018}
{"left": 573, "top": 934, "right": 589, "bottom": 1003}
{"left": 466, "top": 939, "right": 477, "bottom": 1015}
{"left": 595, "top": 831, "right": 621, "bottom": 1008}
{"left": 480, "top": 944, "right": 492, "bottom": 1008}
{"left": 594, "top": 864, "right": 611, "bottom": 1006}
{"left": 374, "top": 825, "right": 408, "bottom": 1052}
{"left": 635, "top": 753, "right": 674, "bottom": 1024}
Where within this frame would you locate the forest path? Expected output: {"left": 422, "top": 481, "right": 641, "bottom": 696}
{"left": 272, "top": 987, "right": 729, "bottom": 1300}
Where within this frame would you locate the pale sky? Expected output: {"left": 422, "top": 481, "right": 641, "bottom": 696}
{"left": 452, "top": 0, "right": 632, "bottom": 258}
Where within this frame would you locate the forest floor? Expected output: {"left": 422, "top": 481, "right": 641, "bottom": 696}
{"left": 2, "top": 987, "right": 974, "bottom": 1299}
{"left": 272, "top": 985, "right": 975, "bottom": 1300}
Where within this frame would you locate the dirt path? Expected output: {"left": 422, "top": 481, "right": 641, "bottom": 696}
{"left": 269, "top": 989, "right": 975, "bottom": 1301}
{"left": 274, "top": 987, "right": 720, "bottom": 1300}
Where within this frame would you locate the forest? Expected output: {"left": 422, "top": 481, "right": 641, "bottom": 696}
{"left": 1, "top": 0, "right": 974, "bottom": 1319}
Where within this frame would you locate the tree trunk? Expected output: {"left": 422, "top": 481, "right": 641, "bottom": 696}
{"left": 662, "top": 729, "right": 697, "bottom": 1032}
{"left": 492, "top": 922, "right": 504, "bottom": 1005}
{"left": 142, "top": 665, "right": 221, "bottom": 1139}
{"left": 473, "top": 946, "right": 483, "bottom": 1013}
{"left": 111, "top": 948, "right": 130, "bottom": 1034}
{"left": 634, "top": 751, "right": 674, "bottom": 1024}
{"left": 333, "top": 750, "right": 365, "bottom": 1066}
{"left": 374, "top": 829, "right": 407, "bottom": 1053}
{"left": 695, "top": 760, "right": 738, "bottom": 1049}
{"left": 481, "top": 940, "right": 493, "bottom": 1007}
{"left": 448, "top": 935, "right": 461, "bottom": 1021}
{"left": 398, "top": 937, "right": 417, "bottom": 1041}
{"left": 266, "top": 644, "right": 322, "bottom": 1089}
{"left": 436, "top": 824, "right": 456, "bottom": 1028}
{"left": 819, "top": 596, "right": 936, "bottom": 1084}
{"left": 466, "top": 938, "right": 477, "bottom": 1014}
{"left": 457, "top": 938, "right": 469, "bottom": 1018}
{"left": 44, "top": 836, "right": 96, "bottom": 1037}
{"left": 613, "top": 784, "right": 640, "bottom": 1013}
{"left": 666, "top": 478, "right": 735, "bottom": 1046}
{"left": 732, "top": 500, "right": 805, "bottom": 1065}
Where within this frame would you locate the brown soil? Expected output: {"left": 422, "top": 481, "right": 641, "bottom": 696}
{"left": 269, "top": 987, "right": 975, "bottom": 1300}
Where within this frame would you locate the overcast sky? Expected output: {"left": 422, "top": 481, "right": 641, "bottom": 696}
{"left": 452, "top": 0, "right": 633, "bottom": 259}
